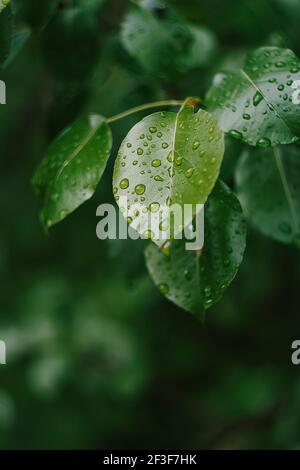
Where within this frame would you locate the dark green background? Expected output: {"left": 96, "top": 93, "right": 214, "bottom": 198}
{"left": 1, "top": 0, "right": 300, "bottom": 450}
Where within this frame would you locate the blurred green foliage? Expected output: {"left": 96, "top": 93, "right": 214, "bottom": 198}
{"left": 1, "top": 0, "right": 300, "bottom": 450}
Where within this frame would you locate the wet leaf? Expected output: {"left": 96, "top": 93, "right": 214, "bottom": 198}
{"left": 113, "top": 104, "right": 224, "bottom": 246}
{"left": 206, "top": 47, "right": 300, "bottom": 146}
{"left": 145, "top": 180, "right": 246, "bottom": 318}
{"left": 235, "top": 145, "right": 300, "bottom": 246}
{"left": 33, "top": 115, "right": 112, "bottom": 229}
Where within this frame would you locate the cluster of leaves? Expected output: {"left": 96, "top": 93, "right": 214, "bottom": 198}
{"left": 2, "top": 0, "right": 300, "bottom": 451}
{"left": 2, "top": 0, "right": 300, "bottom": 319}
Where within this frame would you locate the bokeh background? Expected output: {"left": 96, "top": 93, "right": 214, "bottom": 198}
{"left": 1, "top": 0, "right": 300, "bottom": 450}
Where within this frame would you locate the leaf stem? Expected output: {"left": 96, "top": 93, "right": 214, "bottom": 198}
{"left": 106, "top": 100, "right": 186, "bottom": 124}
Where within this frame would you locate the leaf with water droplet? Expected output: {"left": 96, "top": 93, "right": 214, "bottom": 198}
{"left": 113, "top": 104, "right": 224, "bottom": 247}
{"left": 235, "top": 145, "right": 300, "bottom": 246}
{"left": 145, "top": 181, "right": 246, "bottom": 318}
{"left": 206, "top": 47, "right": 300, "bottom": 146}
{"left": 33, "top": 114, "right": 112, "bottom": 230}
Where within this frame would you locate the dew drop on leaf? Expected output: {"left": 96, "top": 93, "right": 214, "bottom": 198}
{"left": 253, "top": 91, "right": 263, "bottom": 106}
{"left": 256, "top": 137, "right": 271, "bottom": 147}
{"left": 192, "top": 140, "right": 200, "bottom": 150}
{"left": 120, "top": 178, "right": 129, "bottom": 189}
{"left": 159, "top": 283, "right": 169, "bottom": 295}
{"left": 229, "top": 129, "right": 243, "bottom": 140}
{"left": 135, "top": 184, "right": 146, "bottom": 195}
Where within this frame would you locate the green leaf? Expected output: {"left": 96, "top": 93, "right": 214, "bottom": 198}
{"left": 33, "top": 115, "right": 112, "bottom": 230}
{"left": 13, "top": 0, "right": 59, "bottom": 30}
{"left": 145, "top": 180, "right": 246, "bottom": 318}
{"left": 76, "top": 0, "right": 106, "bottom": 13}
{"left": 0, "top": 3, "right": 12, "bottom": 69}
{"left": 3, "top": 27, "right": 31, "bottom": 69}
{"left": 113, "top": 104, "right": 224, "bottom": 245}
{"left": 121, "top": 3, "right": 216, "bottom": 80}
{"left": 206, "top": 47, "right": 300, "bottom": 147}
{"left": 235, "top": 145, "right": 300, "bottom": 246}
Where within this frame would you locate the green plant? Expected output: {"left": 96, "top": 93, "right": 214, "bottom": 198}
{"left": 2, "top": 0, "right": 300, "bottom": 320}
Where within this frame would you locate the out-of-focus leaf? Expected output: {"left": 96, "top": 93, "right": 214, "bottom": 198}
{"left": 121, "top": 3, "right": 217, "bottom": 80}
{"left": 41, "top": 8, "right": 100, "bottom": 80}
{"left": 113, "top": 104, "right": 224, "bottom": 246}
{"left": 0, "top": 0, "right": 9, "bottom": 13}
{"left": 0, "top": 3, "right": 12, "bottom": 69}
{"left": 235, "top": 145, "right": 300, "bottom": 246}
{"left": 207, "top": 47, "right": 300, "bottom": 146}
{"left": 33, "top": 115, "right": 112, "bottom": 229}
{"left": 76, "top": 0, "right": 106, "bottom": 13}
{"left": 3, "top": 27, "right": 31, "bottom": 68}
{"left": 145, "top": 181, "right": 246, "bottom": 318}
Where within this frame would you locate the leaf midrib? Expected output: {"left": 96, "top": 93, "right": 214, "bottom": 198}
{"left": 46, "top": 118, "right": 104, "bottom": 207}
{"left": 240, "top": 69, "right": 293, "bottom": 138}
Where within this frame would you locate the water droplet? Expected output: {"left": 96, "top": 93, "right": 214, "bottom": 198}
{"left": 167, "top": 152, "right": 174, "bottom": 163}
{"left": 149, "top": 202, "right": 160, "bottom": 212}
{"left": 159, "top": 283, "right": 169, "bottom": 295}
{"left": 243, "top": 113, "right": 251, "bottom": 120}
{"left": 229, "top": 129, "right": 243, "bottom": 140}
{"left": 154, "top": 175, "right": 164, "bottom": 182}
{"left": 120, "top": 178, "right": 129, "bottom": 189}
{"left": 185, "top": 168, "right": 194, "bottom": 178}
{"left": 137, "top": 147, "right": 143, "bottom": 155}
{"left": 143, "top": 229, "right": 154, "bottom": 239}
{"left": 256, "top": 137, "right": 271, "bottom": 147}
{"left": 135, "top": 184, "right": 145, "bottom": 195}
{"left": 253, "top": 91, "right": 263, "bottom": 106}
{"left": 151, "top": 159, "right": 161, "bottom": 167}
{"left": 162, "top": 142, "right": 169, "bottom": 149}
{"left": 149, "top": 127, "right": 157, "bottom": 133}
{"left": 59, "top": 210, "right": 67, "bottom": 220}
{"left": 192, "top": 140, "right": 200, "bottom": 150}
